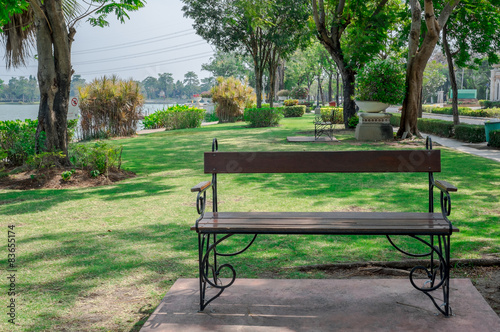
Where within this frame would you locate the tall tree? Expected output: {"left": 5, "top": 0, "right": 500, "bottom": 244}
{"left": 182, "top": 0, "right": 310, "bottom": 108}
{"left": 141, "top": 76, "right": 159, "bottom": 99}
{"left": 1, "top": 1, "right": 145, "bottom": 163}
{"left": 158, "top": 73, "right": 174, "bottom": 98}
{"left": 312, "top": 0, "right": 401, "bottom": 128}
{"left": 442, "top": 0, "right": 500, "bottom": 125}
{"left": 397, "top": 0, "right": 460, "bottom": 138}
{"left": 201, "top": 50, "right": 251, "bottom": 80}
{"left": 184, "top": 71, "right": 200, "bottom": 97}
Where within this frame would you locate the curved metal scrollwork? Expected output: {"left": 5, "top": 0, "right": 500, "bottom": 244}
{"left": 386, "top": 234, "right": 451, "bottom": 316}
{"left": 441, "top": 191, "right": 452, "bottom": 217}
{"left": 198, "top": 233, "right": 258, "bottom": 311}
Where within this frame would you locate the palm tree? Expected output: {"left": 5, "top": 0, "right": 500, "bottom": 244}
{"left": 1, "top": 1, "right": 145, "bottom": 163}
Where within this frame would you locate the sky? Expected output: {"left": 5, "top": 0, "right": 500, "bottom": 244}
{"left": 0, "top": 0, "right": 214, "bottom": 83}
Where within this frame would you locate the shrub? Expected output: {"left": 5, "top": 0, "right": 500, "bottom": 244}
{"left": 481, "top": 100, "right": 500, "bottom": 109}
{"left": 320, "top": 107, "right": 343, "bottom": 123}
{"left": 61, "top": 169, "right": 75, "bottom": 182}
{"left": 485, "top": 108, "right": 500, "bottom": 117}
{"left": 244, "top": 107, "right": 283, "bottom": 127}
{"left": 417, "top": 118, "right": 454, "bottom": 137}
{"left": 277, "top": 89, "right": 290, "bottom": 97}
{"left": 489, "top": 130, "right": 500, "bottom": 147}
{"left": 422, "top": 106, "right": 499, "bottom": 117}
{"left": 479, "top": 100, "right": 487, "bottom": 107}
{"left": 283, "top": 105, "right": 306, "bottom": 117}
{"left": 290, "top": 86, "right": 308, "bottom": 99}
{"left": 0, "top": 119, "right": 45, "bottom": 166}
{"left": 67, "top": 119, "right": 78, "bottom": 141}
{"left": 212, "top": 76, "right": 256, "bottom": 122}
{"left": 27, "top": 151, "right": 66, "bottom": 169}
{"left": 284, "top": 99, "right": 299, "bottom": 106}
{"left": 347, "top": 115, "right": 359, "bottom": 128}
{"left": 389, "top": 113, "right": 401, "bottom": 127}
{"left": 69, "top": 141, "right": 123, "bottom": 176}
{"left": 142, "top": 105, "right": 205, "bottom": 130}
{"left": 79, "top": 75, "right": 144, "bottom": 140}
{"left": 201, "top": 91, "right": 212, "bottom": 98}
{"left": 204, "top": 112, "right": 219, "bottom": 122}
{"left": 454, "top": 124, "right": 486, "bottom": 143}
{"left": 355, "top": 57, "right": 405, "bottom": 105}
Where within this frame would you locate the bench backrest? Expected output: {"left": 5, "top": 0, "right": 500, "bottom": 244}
{"left": 204, "top": 150, "right": 441, "bottom": 174}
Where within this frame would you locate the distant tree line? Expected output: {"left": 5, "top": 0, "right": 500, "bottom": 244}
{"left": 140, "top": 71, "right": 213, "bottom": 100}
{"left": 0, "top": 76, "right": 39, "bottom": 102}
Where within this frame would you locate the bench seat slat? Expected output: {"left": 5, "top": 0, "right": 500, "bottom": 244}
{"left": 192, "top": 212, "right": 458, "bottom": 235}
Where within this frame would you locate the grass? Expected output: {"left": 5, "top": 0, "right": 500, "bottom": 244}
{"left": 1, "top": 113, "right": 499, "bottom": 331}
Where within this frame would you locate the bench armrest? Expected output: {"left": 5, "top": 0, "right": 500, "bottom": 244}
{"left": 435, "top": 180, "right": 457, "bottom": 193}
{"left": 432, "top": 179, "right": 457, "bottom": 224}
{"left": 191, "top": 181, "right": 212, "bottom": 193}
{"left": 192, "top": 181, "right": 212, "bottom": 232}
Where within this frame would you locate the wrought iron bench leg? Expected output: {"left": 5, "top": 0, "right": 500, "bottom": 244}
{"left": 197, "top": 233, "right": 258, "bottom": 311}
{"left": 387, "top": 234, "right": 452, "bottom": 316}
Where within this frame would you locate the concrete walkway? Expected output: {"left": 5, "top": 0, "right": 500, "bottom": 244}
{"left": 141, "top": 278, "right": 500, "bottom": 332}
{"left": 423, "top": 133, "right": 500, "bottom": 163}
{"left": 386, "top": 106, "right": 500, "bottom": 163}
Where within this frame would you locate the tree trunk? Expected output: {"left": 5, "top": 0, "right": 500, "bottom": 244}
{"left": 336, "top": 71, "right": 340, "bottom": 106}
{"left": 397, "top": 0, "right": 460, "bottom": 138}
{"left": 254, "top": 61, "right": 263, "bottom": 108}
{"left": 340, "top": 66, "right": 356, "bottom": 128}
{"left": 328, "top": 72, "right": 333, "bottom": 103}
{"left": 33, "top": 0, "right": 73, "bottom": 164}
{"left": 268, "top": 50, "right": 279, "bottom": 108}
{"left": 443, "top": 25, "right": 460, "bottom": 125}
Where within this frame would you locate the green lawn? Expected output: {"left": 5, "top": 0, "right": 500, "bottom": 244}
{"left": 1, "top": 113, "right": 499, "bottom": 331}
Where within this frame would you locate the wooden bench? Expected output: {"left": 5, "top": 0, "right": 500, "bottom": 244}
{"left": 191, "top": 137, "right": 458, "bottom": 316}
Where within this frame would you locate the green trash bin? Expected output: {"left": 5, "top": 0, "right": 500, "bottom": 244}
{"left": 485, "top": 121, "right": 500, "bottom": 143}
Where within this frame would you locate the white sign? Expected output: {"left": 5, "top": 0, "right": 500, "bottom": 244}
{"left": 68, "top": 97, "right": 80, "bottom": 120}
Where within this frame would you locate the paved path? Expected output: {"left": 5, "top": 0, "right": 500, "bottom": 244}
{"left": 386, "top": 107, "right": 499, "bottom": 162}
{"left": 422, "top": 133, "right": 500, "bottom": 163}
{"left": 387, "top": 106, "right": 494, "bottom": 125}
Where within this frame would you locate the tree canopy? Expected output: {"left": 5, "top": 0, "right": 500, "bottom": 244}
{"left": 182, "top": 0, "right": 311, "bottom": 107}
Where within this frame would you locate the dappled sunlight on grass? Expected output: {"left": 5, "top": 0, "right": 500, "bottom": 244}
{"left": 0, "top": 114, "right": 498, "bottom": 331}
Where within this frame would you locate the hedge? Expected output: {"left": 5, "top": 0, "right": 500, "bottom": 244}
{"left": 283, "top": 105, "right": 306, "bottom": 117}
{"left": 244, "top": 107, "right": 283, "bottom": 127}
{"left": 320, "top": 107, "right": 343, "bottom": 123}
{"left": 417, "top": 118, "right": 454, "bottom": 137}
{"left": 489, "top": 130, "right": 500, "bottom": 148}
{"left": 389, "top": 113, "right": 485, "bottom": 142}
{"left": 479, "top": 100, "right": 500, "bottom": 109}
{"left": 142, "top": 105, "right": 205, "bottom": 130}
{"left": 422, "top": 106, "right": 493, "bottom": 117}
{"left": 454, "top": 124, "right": 486, "bottom": 143}
{"left": 0, "top": 119, "right": 77, "bottom": 166}
{"left": 284, "top": 99, "right": 299, "bottom": 106}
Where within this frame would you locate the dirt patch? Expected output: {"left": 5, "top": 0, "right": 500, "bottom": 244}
{"left": 0, "top": 167, "right": 135, "bottom": 190}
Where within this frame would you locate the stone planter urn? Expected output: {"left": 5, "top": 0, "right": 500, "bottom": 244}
{"left": 354, "top": 101, "right": 390, "bottom": 113}
{"left": 354, "top": 100, "right": 393, "bottom": 141}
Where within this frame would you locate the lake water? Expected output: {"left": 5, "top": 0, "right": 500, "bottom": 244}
{"left": 0, "top": 103, "right": 174, "bottom": 122}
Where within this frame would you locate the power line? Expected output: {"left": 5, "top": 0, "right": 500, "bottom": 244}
{"left": 72, "top": 29, "right": 195, "bottom": 54}
{"left": 77, "top": 52, "right": 214, "bottom": 75}
{"left": 73, "top": 40, "right": 208, "bottom": 66}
